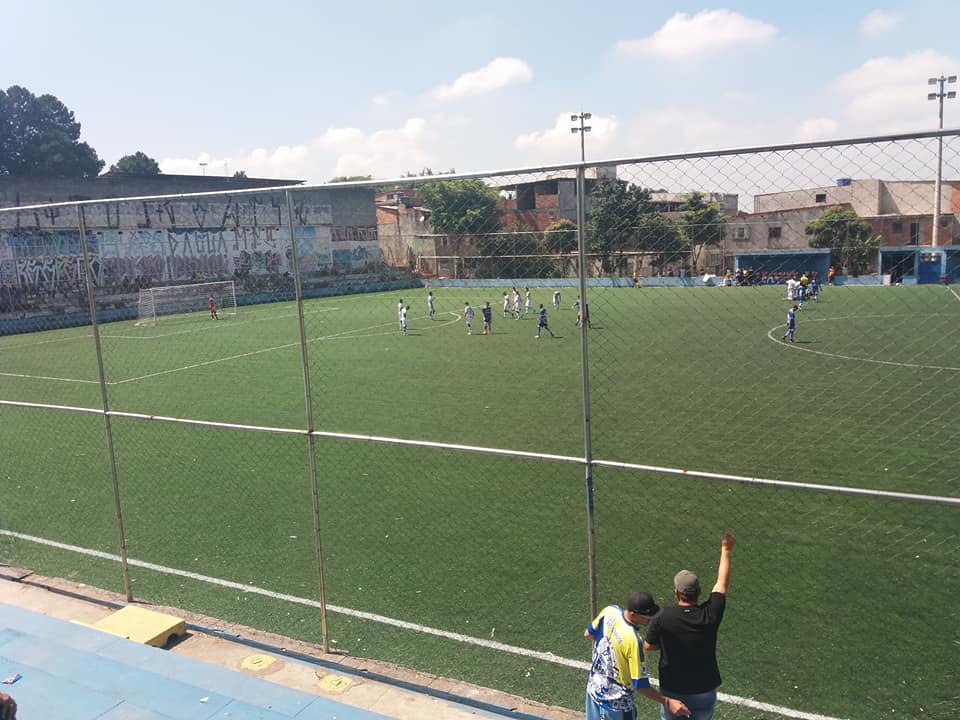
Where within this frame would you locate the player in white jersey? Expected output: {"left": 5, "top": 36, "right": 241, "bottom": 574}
{"left": 464, "top": 302, "right": 474, "bottom": 335}
{"left": 397, "top": 299, "right": 404, "bottom": 329}
{"left": 524, "top": 287, "right": 532, "bottom": 316}
{"left": 400, "top": 305, "right": 409, "bottom": 335}
{"left": 427, "top": 291, "right": 436, "bottom": 320}
{"left": 503, "top": 292, "right": 510, "bottom": 318}
{"left": 553, "top": 290, "right": 561, "bottom": 309}
{"left": 512, "top": 289, "right": 522, "bottom": 319}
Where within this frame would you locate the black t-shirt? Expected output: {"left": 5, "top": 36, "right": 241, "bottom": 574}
{"left": 645, "top": 592, "right": 726, "bottom": 694}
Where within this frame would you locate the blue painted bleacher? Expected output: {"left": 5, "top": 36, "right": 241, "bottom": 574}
{"left": 0, "top": 603, "right": 391, "bottom": 720}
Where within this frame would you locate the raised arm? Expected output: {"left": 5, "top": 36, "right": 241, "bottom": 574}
{"left": 712, "top": 532, "right": 736, "bottom": 595}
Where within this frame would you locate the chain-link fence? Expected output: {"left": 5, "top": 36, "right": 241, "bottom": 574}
{"left": 1, "top": 130, "right": 958, "bottom": 720}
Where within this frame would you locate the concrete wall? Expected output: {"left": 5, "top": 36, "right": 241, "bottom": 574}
{"left": 0, "top": 184, "right": 379, "bottom": 316}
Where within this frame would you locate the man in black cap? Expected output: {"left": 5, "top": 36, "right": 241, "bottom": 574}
{"left": 644, "top": 533, "right": 736, "bottom": 720}
{"left": 584, "top": 591, "right": 690, "bottom": 719}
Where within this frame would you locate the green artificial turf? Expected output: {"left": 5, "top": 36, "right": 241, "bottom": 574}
{"left": 2, "top": 283, "right": 958, "bottom": 719}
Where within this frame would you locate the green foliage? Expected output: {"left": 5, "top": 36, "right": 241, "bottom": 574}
{"left": 329, "top": 174, "right": 373, "bottom": 183}
{"left": 543, "top": 219, "right": 578, "bottom": 254}
{"left": 806, "top": 208, "right": 879, "bottom": 275}
{"left": 0, "top": 85, "right": 104, "bottom": 177}
{"left": 418, "top": 179, "right": 499, "bottom": 236}
{"left": 232, "top": 170, "right": 248, "bottom": 179}
{"left": 679, "top": 191, "right": 726, "bottom": 268}
{"left": 108, "top": 151, "right": 160, "bottom": 174}
{"left": 587, "top": 178, "right": 653, "bottom": 274}
{"left": 639, "top": 212, "right": 685, "bottom": 272}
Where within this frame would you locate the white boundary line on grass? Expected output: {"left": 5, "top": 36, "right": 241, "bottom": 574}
{"left": 0, "top": 528, "right": 847, "bottom": 720}
{"left": 766, "top": 313, "right": 960, "bottom": 372}
{"left": 4, "top": 399, "right": 958, "bottom": 506}
{"left": 0, "top": 371, "right": 100, "bottom": 384}
{"left": 948, "top": 284, "right": 960, "bottom": 303}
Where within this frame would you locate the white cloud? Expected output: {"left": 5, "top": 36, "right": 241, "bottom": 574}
{"left": 796, "top": 118, "right": 840, "bottom": 142}
{"left": 614, "top": 9, "right": 777, "bottom": 59}
{"left": 431, "top": 57, "right": 533, "bottom": 101}
{"left": 514, "top": 112, "right": 618, "bottom": 161}
{"left": 833, "top": 50, "right": 960, "bottom": 132}
{"left": 860, "top": 10, "right": 900, "bottom": 34}
{"left": 160, "top": 118, "right": 434, "bottom": 183}
{"left": 372, "top": 92, "right": 395, "bottom": 106}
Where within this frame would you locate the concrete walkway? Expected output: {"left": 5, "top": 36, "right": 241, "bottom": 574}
{"left": 0, "top": 565, "right": 581, "bottom": 720}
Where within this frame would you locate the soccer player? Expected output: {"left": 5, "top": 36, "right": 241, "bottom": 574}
{"left": 810, "top": 276, "right": 820, "bottom": 302}
{"left": 400, "top": 305, "right": 409, "bottom": 335}
{"left": 464, "top": 302, "right": 474, "bottom": 335}
{"left": 781, "top": 304, "right": 797, "bottom": 343}
{"left": 536, "top": 304, "right": 554, "bottom": 338}
{"left": 512, "top": 288, "right": 522, "bottom": 319}
{"left": 397, "top": 299, "right": 404, "bottom": 329}
{"left": 524, "top": 287, "right": 532, "bottom": 316}
{"left": 553, "top": 290, "right": 561, "bottom": 309}
{"left": 427, "top": 291, "right": 436, "bottom": 320}
{"left": 573, "top": 296, "right": 581, "bottom": 326}
{"left": 503, "top": 292, "right": 510, "bottom": 319}
{"left": 482, "top": 301, "right": 493, "bottom": 334}
{"left": 208, "top": 294, "right": 219, "bottom": 320}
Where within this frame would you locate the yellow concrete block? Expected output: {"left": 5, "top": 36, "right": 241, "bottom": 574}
{"left": 89, "top": 605, "right": 185, "bottom": 647}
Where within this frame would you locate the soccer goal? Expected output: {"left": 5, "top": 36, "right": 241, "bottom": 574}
{"left": 135, "top": 280, "right": 237, "bottom": 326}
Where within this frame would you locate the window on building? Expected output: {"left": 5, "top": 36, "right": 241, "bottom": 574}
{"left": 516, "top": 186, "right": 535, "bottom": 211}
{"left": 768, "top": 226, "right": 782, "bottom": 239}
{"left": 909, "top": 222, "right": 920, "bottom": 245}
{"left": 892, "top": 222, "right": 903, "bottom": 234}
{"left": 815, "top": 193, "right": 827, "bottom": 203}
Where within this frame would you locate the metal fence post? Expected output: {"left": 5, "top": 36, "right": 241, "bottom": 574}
{"left": 576, "top": 167, "right": 598, "bottom": 617}
{"left": 77, "top": 205, "right": 133, "bottom": 602}
{"left": 285, "top": 190, "right": 329, "bottom": 652}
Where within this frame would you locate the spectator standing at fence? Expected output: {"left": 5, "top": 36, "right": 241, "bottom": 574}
{"left": 644, "top": 533, "right": 736, "bottom": 720}
{"left": 208, "top": 294, "right": 219, "bottom": 320}
{"left": 464, "top": 302, "right": 474, "bottom": 335}
{"left": 585, "top": 592, "right": 690, "bottom": 720}
{"left": 0, "top": 692, "right": 16, "bottom": 720}
{"left": 427, "top": 291, "right": 436, "bottom": 320}
{"left": 781, "top": 304, "right": 797, "bottom": 343}
{"left": 482, "top": 301, "right": 493, "bottom": 334}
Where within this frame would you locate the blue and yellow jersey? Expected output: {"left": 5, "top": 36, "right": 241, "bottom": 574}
{"left": 585, "top": 605, "right": 650, "bottom": 712}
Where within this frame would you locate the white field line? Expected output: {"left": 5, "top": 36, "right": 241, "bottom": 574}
{"left": 948, "top": 285, "right": 960, "bottom": 303}
{"left": 112, "top": 312, "right": 461, "bottom": 385}
{"left": 766, "top": 314, "right": 960, "bottom": 372}
{"left": 0, "top": 332, "right": 95, "bottom": 350}
{"left": 3, "top": 399, "right": 958, "bottom": 507}
{"left": 0, "top": 528, "right": 847, "bottom": 720}
{"left": 0, "top": 372, "right": 100, "bottom": 384}
{"left": 103, "top": 306, "right": 342, "bottom": 341}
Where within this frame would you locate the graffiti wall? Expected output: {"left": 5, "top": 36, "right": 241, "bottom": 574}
{"left": 0, "top": 189, "right": 380, "bottom": 307}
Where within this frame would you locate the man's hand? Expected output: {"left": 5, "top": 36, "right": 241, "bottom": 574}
{"left": 721, "top": 532, "right": 736, "bottom": 551}
{"left": 666, "top": 697, "right": 691, "bottom": 717}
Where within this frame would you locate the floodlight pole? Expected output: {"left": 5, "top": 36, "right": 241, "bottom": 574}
{"left": 928, "top": 75, "right": 956, "bottom": 247}
{"left": 571, "top": 112, "right": 592, "bottom": 163}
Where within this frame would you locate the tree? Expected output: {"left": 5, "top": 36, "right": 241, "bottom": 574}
{"left": 329, "top": 174, "right": 373, "bottom": 183}
{"left": 679, "top": 191, "right": 726, "bottom": 270}
{"left": 806, "top": 208, "right": 879, "bottom": 275}
{"left": 108, "top": 151, "right": 160, "bottom": 174}
{"left": 232, "top": 170, "right": 248, "bottom": 179}
{"left": 587, "top": 178, "right": 653, "bottom": 275}
{"left": 640, "top": 213, "right": 685, "bottom": 274}
{"left": 417, "top": 179, "right": 499, "bottom": 236}
{"left": 0, "top": 85, "right": 104, "bottom": 177}
{"left": 543, "top": 219, "right": 577, "bottom": 254}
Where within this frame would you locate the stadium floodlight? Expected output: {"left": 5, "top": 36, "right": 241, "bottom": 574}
{"left": 927, "top": 74, "right": 957, "bottom": 247}
{"left": 571, "top": 111, "right": 593, "bottom": 162}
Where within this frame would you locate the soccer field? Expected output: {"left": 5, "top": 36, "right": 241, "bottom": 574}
{"left": 2, "top": 283, "right": 958, "bottom": 719}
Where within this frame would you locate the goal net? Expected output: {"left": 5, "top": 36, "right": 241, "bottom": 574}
{"left": 135, "top": 281, "right": 237, "bottom": 326}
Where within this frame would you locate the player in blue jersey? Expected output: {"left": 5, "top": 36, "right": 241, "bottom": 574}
{"left": 781, "top": 305, "right": 797, "bottom": 343}
{"left": 536, "top": 304, "right": 555, "bottom": 338}
{"left": 481, "top": 301, "right": 493, "bottom": 334}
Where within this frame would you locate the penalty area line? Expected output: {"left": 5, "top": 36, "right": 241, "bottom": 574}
{"left": 0, "top": 528, "right": 847, "bottom": 720}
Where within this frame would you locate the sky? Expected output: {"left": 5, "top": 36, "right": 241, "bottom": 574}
{"left": 3, "top": 1, "right": 960, "bottom": 183}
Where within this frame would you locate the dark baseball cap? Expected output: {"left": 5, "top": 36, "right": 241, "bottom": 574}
{"left": 674, "top": 570, "right": 701, "bottom": 596}
{"left": 626, "top": 591, "right": 660, "bottom": 616}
